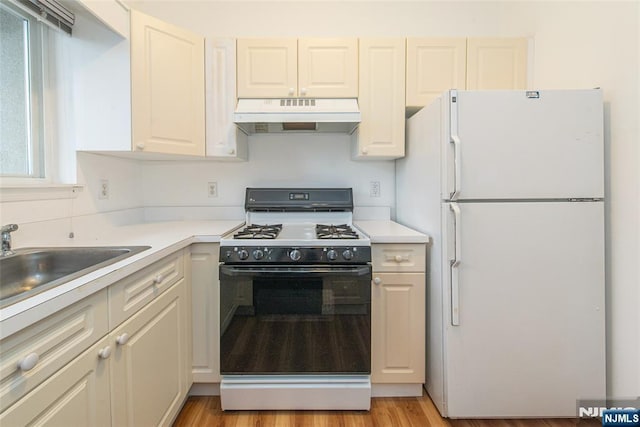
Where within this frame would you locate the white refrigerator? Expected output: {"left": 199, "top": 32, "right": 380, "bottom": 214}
{"left": 395, "top": 89, "right": 606, "bottom": 418}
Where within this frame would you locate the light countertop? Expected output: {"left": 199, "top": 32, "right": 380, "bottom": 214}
{"left": 355, "top": 220, "right": 430, "bottom": 244}
{"left": 0, "top": 220, "right": 243, "bottom": 338}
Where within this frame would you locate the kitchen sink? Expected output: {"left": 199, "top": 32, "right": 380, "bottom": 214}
{"left": 0, "top": 246, "right": 150, "bottom": 307}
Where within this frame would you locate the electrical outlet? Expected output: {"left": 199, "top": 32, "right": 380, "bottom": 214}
{"left": 208, "top": 182, "right": 218, "bottom": 198}
{"left": 99, "top": 179, "right": 109, "bottom": 200}
{"left": 370, "top": 181, "right": 381, "bottom": 198}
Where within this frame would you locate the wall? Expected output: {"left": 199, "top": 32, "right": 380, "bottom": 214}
{"left": 141, "top": 134, "right": 395, "bottom": 216}
{"left": 0, "top": 153, "right": 144, "bottom": 245}
{"left": 130, "top": 0, "right": 640, "bottom": 397}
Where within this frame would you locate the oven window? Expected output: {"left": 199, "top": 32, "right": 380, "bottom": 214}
{"left": 220, "top": 270, "right": 371, "bottom": 375}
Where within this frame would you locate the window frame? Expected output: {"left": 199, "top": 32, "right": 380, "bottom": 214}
{"left": 0, "top": 0, "right": 52, "bottom": 186}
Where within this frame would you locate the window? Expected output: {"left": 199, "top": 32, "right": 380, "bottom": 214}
{"left": 0, "top": 0, "right": 46, "bottom": 179}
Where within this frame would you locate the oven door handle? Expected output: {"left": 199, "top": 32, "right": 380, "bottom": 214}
{"left": 220, "top": 264, "right": 372, "bottom": 278}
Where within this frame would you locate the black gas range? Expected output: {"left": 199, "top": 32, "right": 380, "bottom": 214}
{"left": 218, "top": 188, "right": 372, "bottom": 411}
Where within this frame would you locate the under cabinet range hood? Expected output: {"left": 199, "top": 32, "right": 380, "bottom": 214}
{"left": 233, "top": 98, "right": 361, "bottom": 134}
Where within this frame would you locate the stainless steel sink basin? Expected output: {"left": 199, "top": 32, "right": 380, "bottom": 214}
{"left": 0, "top": 246, "right": 150, "bottom": 307}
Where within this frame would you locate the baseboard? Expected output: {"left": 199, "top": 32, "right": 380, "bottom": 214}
{"left": 189, "top": 383, "right": 221, "bottom": 396}
{"left": 372, "top": 383, "right": 423, "bottom": 397}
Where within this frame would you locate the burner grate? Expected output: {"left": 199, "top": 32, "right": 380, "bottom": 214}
{"left": 234, "top": 224, "right": 283, "bottom": 239}
{"left": 315, "top": 224, "right": 359, "bottom": 240}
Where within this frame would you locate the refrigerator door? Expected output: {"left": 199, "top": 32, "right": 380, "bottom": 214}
{"left": 443, "top": 89, "right": 604, "bottom": 200}
{"left": 441, "top": 200, "right": 605, "bottom": 418}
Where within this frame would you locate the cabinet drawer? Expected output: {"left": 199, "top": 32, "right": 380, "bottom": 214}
{"left": 109, "top": 251, "right": 184, "bottom": 329}
{"left": 0, "top": 289, "right": 109, "bottom": 412}
{"left": 372, "top": 244, "right": 426, "bottom": 272}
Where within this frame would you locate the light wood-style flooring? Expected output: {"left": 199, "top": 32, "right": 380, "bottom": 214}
{"left": 172, "top": 392, "right": 600, "bottom": 427}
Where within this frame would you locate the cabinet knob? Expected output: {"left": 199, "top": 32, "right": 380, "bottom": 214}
{"left": 227, "top": 148, "right": 235, "bottom": 155}
{"left": 98, "top": 346, "right": 112, "bottom": 360}
{"left": 394, "top": 255, "right": 404, "bottom": 263}
{"left": 153, "top": 274, "right": 164, "bottom": 285}
{"left": 116, "top": 333, "right": 130, "bottom": 346}
{"left": 362, "top": 147, "right": 368, "bottom": 155}
{"left": 373, "top": 277, "right": 382, "bottom": 285}
{"left": 301, "top": 87, "right": 307, "bottom": 96}
{"left": 135, "top": 143, "right": 145, "bottom": 150}
{"left": 18, "top": 352, "right": 39, "bottom": 372}
{"left": 288, "top": 87, "right": 295, "bottom": 96}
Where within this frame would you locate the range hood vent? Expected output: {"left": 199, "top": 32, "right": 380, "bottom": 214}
{"left": 234, "top": 98, "right": 361, "bottom": 134}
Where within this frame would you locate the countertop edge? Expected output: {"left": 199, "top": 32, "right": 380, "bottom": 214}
{"left": 354, "top": 220, "right": 430, "bottom": 244}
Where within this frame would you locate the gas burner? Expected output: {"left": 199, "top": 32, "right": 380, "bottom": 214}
{"left": 234, "top": 224, "right": 283, "bottom": 239}
{"left": 316, "top": 224, "right": 359, "bottom": 240}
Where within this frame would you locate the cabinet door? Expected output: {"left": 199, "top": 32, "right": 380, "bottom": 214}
{"left": 371, "top": 272, "right": 425, "bottom": 383}
{"left": 0, "top": 336, "right": 111, "bottom": 427}
{"left": 110, "top": 280, "right": 189, "bottom": 427}
{"left": 353, "top": 39, "right": 406, "bottom": 160}
{"left": 237, "top": 38, "right": 297, "bottom": 98}
{"left": 190, "top": 243, "right": 220, "bottom": 383}
{"left": 466, "top": 38, "right": 528, "bottom": 90}
{"left": 205, "top": 38, "right": 248, "bottom": 160}
{"left": 130, "top": 9, "right": 205, "bottom": 156}
{"left": 298, "top": 38, "right": 358, "bottom": 98}
{"left": 406, "top": 38, "right": 466, "bottom": 109}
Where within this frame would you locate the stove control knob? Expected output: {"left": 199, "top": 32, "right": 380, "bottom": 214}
{"left": 289, "top": 249, "right": 302, "bottom": 261}
{"left": 252, "top": 249, "right": 264, "bottom": 260}
{"left": 326, "top": 249, "right": 338, "bottom": 261}
{"left": 342, "top": 250, "right": 353, "bottom": 261}
{"left": 237, "top": 249, "right": 249, "bottom": 260}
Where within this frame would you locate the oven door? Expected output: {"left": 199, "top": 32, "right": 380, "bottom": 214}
{"left": 219, "top": 264, "right": 372, "bottom": 375}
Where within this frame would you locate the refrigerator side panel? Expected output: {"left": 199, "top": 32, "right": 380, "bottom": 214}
{"left": 450, "top": 89, "right": 604, "bottom": 200}
{"left": 443, "top": 201, "right": 606, "bottom": 418}
{"left": 395, "top": 97, "right": 447, "bottom": 415}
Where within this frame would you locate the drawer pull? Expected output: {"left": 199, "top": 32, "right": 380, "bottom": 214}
{"left": 386, "top": 254, "right": 409, "bottom": 263}
{"left": 18, "top": 353, "right": 39, "bottom": 372}
{"left": 116, "top": 333, "right": 130, "bottom": 346}
{"left": 98, "top": 346, "right": 112, "bottom": 359}
{"left": 373, "top": 277, "right": 382, "bottom": 286}
{"left": 153, "top": 274, "right": 164, "bottom": 285}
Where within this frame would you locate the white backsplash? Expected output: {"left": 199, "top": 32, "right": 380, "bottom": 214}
{"left": 141, "top": 134, "right": 396, "bottom": 212}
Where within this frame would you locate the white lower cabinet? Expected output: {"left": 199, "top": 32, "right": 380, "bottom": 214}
{"left": 0, "top": 336, "right": 112, "bottom": 426}
{"left": 110, "top": 279, "right": 190, "bottom": 426}
{"left": 0, "top": 250, "right": 191, "bottom": 426}
{"left": 371, "top": 244, "right": 426, "bottom": 386}
{"left": 190, "top": 243, "right": 220, "bottom": 383}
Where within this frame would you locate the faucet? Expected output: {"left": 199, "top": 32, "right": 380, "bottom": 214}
{"left": 1, "top": 224, "right": 19, "bottom": 256}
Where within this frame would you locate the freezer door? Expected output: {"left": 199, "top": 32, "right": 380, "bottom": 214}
{"left": 443, "top": 90, "right": 604, "bottom": 200}
{"left": 441, "top": 201, "right": 605, "bottom": 418}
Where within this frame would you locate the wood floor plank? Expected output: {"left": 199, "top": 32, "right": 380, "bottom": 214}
{"left": 173, "top": 394, "right": 601, "bottom": 427}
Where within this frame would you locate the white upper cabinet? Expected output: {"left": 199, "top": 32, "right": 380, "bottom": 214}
{"left": 298, "top": 38, "right": 358, "bottom": 98}
{"left": 205, "top": 38, "right": 248, "bottom": 160}
{"left": 70, "top": 8, "right": 205, "bottom": 157}
{"left": 237, "top": 38, "right": 358, "bottom": 98}
{"left": 406, "top": 38, "right": 467, "bottom": 110}
{"left": 237, "top": 38, "right": 297, "bottom": 98}
{"left": 353, "top": 38, "right": 406, "bottom": 160}
{"left": 130, "top": 9, "right": 205, "bottom": 156}
{"left": 406, "top": 37, "right": 529, "bottom": 111}
{"left": 466, "top": 37, "right": 528, "bottom": 90}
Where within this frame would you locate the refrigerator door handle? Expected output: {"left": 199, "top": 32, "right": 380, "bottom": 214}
{"left": 449, "top": 90, "right": 461, "bottom": 200}
{"left": 450, "top": 135, "right": 461, "bottom": 200}
{"left": 449, "top": 202, "right": 461, "bottom": 326}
